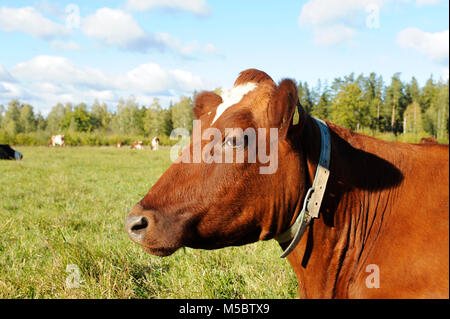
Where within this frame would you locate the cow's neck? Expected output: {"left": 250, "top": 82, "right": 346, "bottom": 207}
{"left": 285, "top": 116, "right": 400, "bottom": 298}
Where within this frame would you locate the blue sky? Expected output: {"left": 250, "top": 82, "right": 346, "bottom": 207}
{"left": 0, "top": 0, "right": 448, "bottom": 114}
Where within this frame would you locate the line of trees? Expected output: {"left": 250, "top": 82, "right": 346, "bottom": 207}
{"left": 299, "top": 73, "right": 448, "bottom": 141}
{"left": 0, "top": 72, "right": 448, "bottom": 146}
{"left": 0, "top": 95, "right": 195, "bottom": 146}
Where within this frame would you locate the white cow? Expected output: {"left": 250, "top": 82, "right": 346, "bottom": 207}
{"left": 151, "top": 137, "right": 160, "bottom": 151}
{"left": 48, "top": 135, "right": 65, "bottom": 147}
{"left": 131, "top": 141, "right": 144, "bottom": 150}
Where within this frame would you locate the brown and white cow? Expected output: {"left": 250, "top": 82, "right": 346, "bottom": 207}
{"left": 125, "top": 69, "right": 449, "bottom": 299}
{"left": 131, "top": 141, "right": 144, "bottom": 150}
{"left": 48, "top": 134, "right": 65, "bottom": 147}
{"left": 116, "top": 142, "right": 123, "bottom": 148}
{"left": 151, "top": 137, "right": 160, "bottom": 150}
{"left": 420, "top": 137, "right": 438, "bottom": 144}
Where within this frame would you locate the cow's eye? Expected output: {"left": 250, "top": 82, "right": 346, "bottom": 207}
{"left": 224, "top": 135, "right": 246, "bottom": 149}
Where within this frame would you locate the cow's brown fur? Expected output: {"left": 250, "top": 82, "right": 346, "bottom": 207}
{"left": 126, "top": 69, "right": 449, "bottom": 298}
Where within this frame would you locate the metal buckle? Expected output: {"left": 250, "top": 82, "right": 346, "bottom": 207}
{"left": 302, "top": 187, "right": 315, "bottom": 216}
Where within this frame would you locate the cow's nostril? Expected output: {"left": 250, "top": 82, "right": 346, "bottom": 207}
{"left": 126, "top": 215, "right": 150, "bottom": 243}
{"left": 131, "top": 216, "right": 148, "bottom": 232}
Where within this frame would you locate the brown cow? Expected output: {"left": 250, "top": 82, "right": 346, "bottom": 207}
{"left": 48, "top": 134, "right": 65, "bottom": 147}
{"left": 130, "top": 141, "right": 144, "bottom": 150}
{"left": 420, "top": 137, "right": 438, "bottom": 144}
{"left": 125, "top": 69, "right": 449, "bottom": 299}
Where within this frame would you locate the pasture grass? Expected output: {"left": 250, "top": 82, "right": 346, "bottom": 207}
{"left": 0, "top": 147, "right": 298, "bottom": 299}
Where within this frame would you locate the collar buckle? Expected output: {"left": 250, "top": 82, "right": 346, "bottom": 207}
{"left": 276, "top": 117, "right": 331, "bottom": 258}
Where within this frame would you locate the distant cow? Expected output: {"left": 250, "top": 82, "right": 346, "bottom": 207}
{"left": 151, "top": 137, "right": 160, "bottom": 150}
{"left": 131, "top": 141, "right": 144, "bottom": 150}
{"left": 116, "top": 142, "right": 122, "bottom": 148}
{"left": 48, "top": 135, "right": 65, "bottom": 147}
{"left": 0, "top": 144, "right": 22, "bottom": 160}
{"left": 420, "top": 137, "right": 438, "bottom": 144}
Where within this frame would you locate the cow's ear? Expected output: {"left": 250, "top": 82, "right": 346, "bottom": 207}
{"left": 268, "top": 79, "right": 300, "bottom": 139}
{"left": 193, "top": 91, "right": 222, "bottom": 119}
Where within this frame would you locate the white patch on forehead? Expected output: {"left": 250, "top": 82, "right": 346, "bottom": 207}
{"left": 211, "top": 82, "right": 257, "bottom": 124}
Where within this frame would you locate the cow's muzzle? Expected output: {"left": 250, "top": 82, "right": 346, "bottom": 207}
{"left": 125, "top": 204, "right": 178, "bottom": 256}
{"left": 125, "top": 204, "right": 151, "bottom": 244}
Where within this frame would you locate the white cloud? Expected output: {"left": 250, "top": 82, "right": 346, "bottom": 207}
{"left": 313, "top": 25, "right": 357, "bottom": 46}
{"left": 50, "top": 40, "right": 81, "bottom": 51}
{"left": 81, "top": 8, "right": 151, "bottom": 51}
{"left": 299, "top": 0, "right": 447, "bottom": 46}
{"left": 397, "top": 28, "right": 449, "bottom": 64}
{"left": 0, "top": 82, "right": 20, "bottom": 97}
{"left": 153, "top": 32, "right": 222, "bottom": 57}
{"left": 11, "top": 56, "right": 112, "bottom": 90}
{"left": 123, "top": 62, "right": 206, "bottom": 93}
{"left": 126, "top": 0, "right": 211, "bottom": 16}
{"left": 81, "top": 8, "right": 217, "bottom": 57}
{"left": 3, "top": 55, "right": 212, "bottom": 109}
{"left": 0, "top": 6, "right": 69, "bottom": 40}
{"left": 0, "top": 81, "right": 35, "bottom": 102}
{"left": 299, "top": 0, "right": 381, "bottom": 27}
{"left": 34, "top": 0, "right": 64, "bottom": 17}
{"left": 0, "top": 63, "right": 16, "bottom": 82}
{"left": 298, "top": 0, "right": 385, "bottom": 46}
{"left": 204, "top": 43, "right": 219, "bottom": 55}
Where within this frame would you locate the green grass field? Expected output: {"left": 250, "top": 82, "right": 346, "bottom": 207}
{"left": 0, "top": 147, "right": 297, "bottom": 299}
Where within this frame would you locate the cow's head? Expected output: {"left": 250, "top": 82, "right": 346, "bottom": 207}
{"left": 125, "top": 69, "right": 310, "bottom": 256}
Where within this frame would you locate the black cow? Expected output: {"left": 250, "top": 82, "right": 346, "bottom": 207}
{"left": 0, "top": 144, "right": 23, "bottom": 160}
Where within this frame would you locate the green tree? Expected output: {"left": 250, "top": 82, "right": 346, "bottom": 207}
{"left": 61, "top": 103, "right": 94, "bottom": 132}
{"left": 0, "top": 104, "right": 4, "bottom": 127}
{"left": 35, "top": 112, "right": 46, "bottom": 131}
{"left": 424, "top": 82, "right": 449, "bottom": 139}
{"left": 384, "top": 73, "right": 407, "bottom": 133}
{"left": 361, "top": 73, "right": 384, "bottom": 130}
{"left": 144, "top": 98, "right": 173, "bottom": 136}
{"left": 403, "top": 102, "right": 423, "bottom": 134}
{"left": 171, "top": 97, "right": 194, "bottom": 132}
{"left": 3, "top": 99, "right": 21, "bottom": 135}
{"left": 91, "top": 99, "right": 111, "bottom": 131}
{"left": 405, "top": 77, "right": 421, "bottom": 106}
{"left": 298, "top": 82, "right": 314, "bottom": 114}
{"left": 19, "top": 103, "right": 36, "bottom": 133}
{"left": 113, "top": 96, "right": 144, "bottom": 135}
{"left": 330, "top": 82, "right": 368, "bottom": 130}
{"left": 421, "top": 76, "right": 438, "bottom": 114}
{"left": 46, "top": 103, "right": 67, "bottom": 133}
{"left": 312, "top": 91, "right": 330, "bottom": 119}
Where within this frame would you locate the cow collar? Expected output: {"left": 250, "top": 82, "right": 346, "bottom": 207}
{"left": 275, "top": 116, "right": 331, "bottom": 258}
